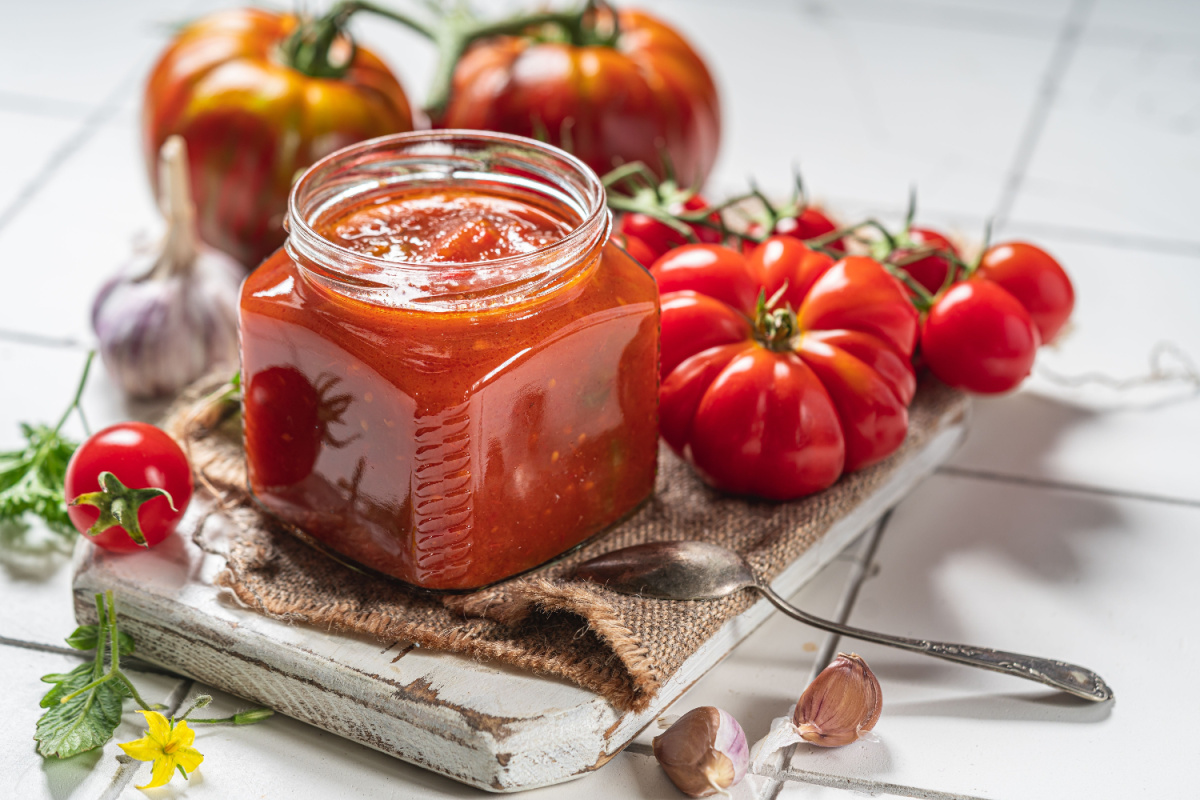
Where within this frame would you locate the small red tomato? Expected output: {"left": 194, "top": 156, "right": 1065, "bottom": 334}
{"left": 977, "top": 242, "right": 1074, "bottom": 344}
{"left": 921, "top": 280, "right": 1040, "bottom": 394}
{"left": 894, "top": 227, "right": 959, "bottom": 295}
{"left": 65, "top": 422, "right": 193, "bottom": 552}
{"left": 744, "top": 207, "right": 845, "bottom": 254}
{"left": 618, "top": 195, "right": 722, "bottom": 262}
{"left": 613, "top": 232, "right": 658, "bottom": 267}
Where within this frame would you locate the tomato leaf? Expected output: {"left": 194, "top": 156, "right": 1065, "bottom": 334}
{"left": 64, "top": 625, "right": 135, "bottom": 655}
{"left": 0, "top": 423, "right": 79, "bottom": 539}
{"left": 35, "top": 663, "right": 131, "bottom": 758}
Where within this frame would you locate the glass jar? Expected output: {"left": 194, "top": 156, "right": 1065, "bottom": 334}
{"left": 239, "top": 131, "right": 659, "bottom": 591}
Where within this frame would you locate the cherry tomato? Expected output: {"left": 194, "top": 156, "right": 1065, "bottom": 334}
{"left": 613, "top": 232, "right": 658, "bottom": 267}
{"left": 618, "top": 196, "right": 723, "bottom": 263}
{"left": 439, "top": 8, "right": 720, "bottom": 188}
{"left": 977, "top": 242, "right": 1075, "bottom": 344}
{"left": 893, "top": 227, "right": 959, "bottom": 295}
{"left": 655, "top": 239, "right": 918, "bottom": 500}
{"left": 743, "top": 207, "right": 845, "bottom": 254}
{"left": 921, "top": 280, "right": 1040, "bottom": 394}
{"left": 65, "top": 423, "right": 193, "bottom": 552}
{"left": 144, "top": 9, "right": 415, "bottom": 267}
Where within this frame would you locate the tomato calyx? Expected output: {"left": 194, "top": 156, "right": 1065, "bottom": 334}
{"left": 753, "top": 286, "right": 799, "bottom": 351}
{"left": 70, "top": 471, "right": 179, "bottom": 548}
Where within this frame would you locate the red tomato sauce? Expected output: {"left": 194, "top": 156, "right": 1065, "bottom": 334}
{"left": 240, "top": 184, "right": 659, "bottom": 590}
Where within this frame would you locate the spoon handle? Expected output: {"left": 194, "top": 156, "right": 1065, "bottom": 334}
{"left": 757, "top": 585, "right": 1113, "bottom": 702}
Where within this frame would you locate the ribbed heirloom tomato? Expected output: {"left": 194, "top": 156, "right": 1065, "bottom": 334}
{"left": 654, "top": 237, "right": 919, "bottom": 500}
{"left": 143, "top": 8, "right": 415, "bottom": 267}
{"left": 437, "top": 7, "right": 720, "bottom": 187}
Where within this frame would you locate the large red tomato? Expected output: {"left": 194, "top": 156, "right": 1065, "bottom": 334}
{"left": 143, "top": 8, "right": 415, "bottom": 267}
{"left": 436, "top": 8, "right": 720, "bottom": 188}
{"left": 654, "top": 238, "right": 919, "bottom": 500}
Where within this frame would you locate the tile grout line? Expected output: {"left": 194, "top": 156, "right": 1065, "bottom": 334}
{"left": 991, "top": 0, "right": 1094, "bottom": 229}
{"left": 758, "top": 510, "right": 894, "bottom": 800}
{"left": 761, "top": 763, "right": 993, "bottom": 800}
{"left": 0, "top": 61, "right": 145, "bottom": 236}
{"left": 937, "top": 465, "right": 1200, "bottom": 510}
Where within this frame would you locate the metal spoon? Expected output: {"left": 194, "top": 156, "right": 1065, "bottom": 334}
{"left": 572, "top": 540, "right": 1113, "bottom": 702}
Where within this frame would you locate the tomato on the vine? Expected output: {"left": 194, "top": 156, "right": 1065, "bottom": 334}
{"left": 65, "top": 423, "right": 193, "bottom": 552}
{"left": 977, "top": 242, "right": 1074, "bottom": 344}
{"left": 613, "top": 232, "right": 658, "bottom": 267}
{"left": 618, "top": 195, "right": 723, "bottom": 263}
{"left": 921, "top": 280, "right": 1040, "bottom": 395}
{"left": 654, "top": 237, "right": 918, "bottom": 500}
{"left": 743, "top": 207, "right": 845, "bottom": 255}
{"left": 892, "top": 227, "right": 959, "bottom": 295}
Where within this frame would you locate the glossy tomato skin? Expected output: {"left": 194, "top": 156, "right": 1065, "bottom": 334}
{"left": 613, "top": 232, "right": 658, "bottom": 267}
{"left": 655, "top": 239, "right": 918, "bottom": 500}
{"left": 921, "top": 280, "right": 1040, "bottom": 394}
{"left": 743, "top": 208, "right": 845, "bottom": 255}
{"left": 896, "top": 227, "right": 959, "bottom": 295}
{"left": 619, "top": 196, "right": 722, "bottom": 263}
{"left": 143, "top": 9, "right": 415, "bottom": 267}
{"left": 977, "top": 242, "right": 1074, "bottom": 344}
{"left": 438, "top": 9, "right": 720, "bottom": 188}
{"left": 65, "top": 423, "right": 194, "bottom": 553}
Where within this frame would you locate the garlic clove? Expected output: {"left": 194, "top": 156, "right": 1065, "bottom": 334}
{"left": 792, "top": 652, "right": 882, "bottom": 747}
{"left": 653, "top": 706, "right": 748, "bottom": 797}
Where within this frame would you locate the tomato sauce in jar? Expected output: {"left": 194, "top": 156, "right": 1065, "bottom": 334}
{"left": 239, "top": 132, "right": 659, "bottom": 590}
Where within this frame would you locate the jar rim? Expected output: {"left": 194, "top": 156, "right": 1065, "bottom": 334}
{"left": 286, "top": 129, "right": 608, "bottom": 278}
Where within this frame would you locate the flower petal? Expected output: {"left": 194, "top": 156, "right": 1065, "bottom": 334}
{"left": 169, "top": 719, "right": 197, "bottom": 748}
{"left": 118, "top": 735, "right": 163, "bottom": 763}
{"left": 138, "top": 755, "right": 177, "bottom": 790}
{"left": 175, "top": 745, "right": 204, "bottom": 774}
{"left": 137, "top": 709, "right": 173, "bottom": 746}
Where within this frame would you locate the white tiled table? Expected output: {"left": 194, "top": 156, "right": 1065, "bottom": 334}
{"left": 2, "top": 1, "right": 1198, "bottom": 797}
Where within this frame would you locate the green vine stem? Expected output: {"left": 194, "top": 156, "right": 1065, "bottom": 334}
{"left": 287, "top": 1, "right": 612, "bottom": 115}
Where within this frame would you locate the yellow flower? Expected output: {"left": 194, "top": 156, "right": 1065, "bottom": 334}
{"left": 118, "top": 710, "right": 204, "bottom": 789}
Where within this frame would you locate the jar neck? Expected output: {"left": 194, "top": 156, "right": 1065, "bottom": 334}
{"left": 285, "top": 131, "right": 610, "bottom": 313}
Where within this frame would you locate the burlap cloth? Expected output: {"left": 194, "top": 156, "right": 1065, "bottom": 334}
{"left": 167, "top": 379, "right": 966, "bottom": 713}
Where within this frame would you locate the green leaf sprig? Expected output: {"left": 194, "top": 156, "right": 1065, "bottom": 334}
{"left": 35, "top": 591, "right": 273, "bottom": 761}
{"left": 0, "top": 352, "right": 94, "bottom": 545}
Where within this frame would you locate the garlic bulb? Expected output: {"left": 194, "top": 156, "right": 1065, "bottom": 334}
{"left": 92, "top": 135, "right": 242, "bottom": 399}
{"left": 653, "top": 706, "right": 748, "bottom": 797}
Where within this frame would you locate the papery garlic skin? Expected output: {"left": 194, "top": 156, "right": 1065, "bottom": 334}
{"left": 792, "top": 652, "right": 882, "bottom": 747}
{"left": 653, "top": 706, "right": 748, "bottom": 797}
{"left": 92, "top": 248, "right": 241, "bottom": 399}
{"left": 92, "top": 135, "right": 242, "bottom": 399}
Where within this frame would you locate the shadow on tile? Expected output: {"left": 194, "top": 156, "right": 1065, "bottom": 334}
{"left": 884, "top": 690, "right": 1113, "bottom": 724}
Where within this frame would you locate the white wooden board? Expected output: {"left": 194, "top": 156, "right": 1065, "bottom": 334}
{"left": 72, "top": 421, "right": 966, "bottom": 793}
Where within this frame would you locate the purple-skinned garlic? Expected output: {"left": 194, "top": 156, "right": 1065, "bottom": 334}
{"left": 750, "top": 653, "right": 882, "bottom": 772}
{"left": 653, "top": 706, "right": 748, "bottom": 797}
{"left": 92, "top": 135, "right": 242, "bottom": 399}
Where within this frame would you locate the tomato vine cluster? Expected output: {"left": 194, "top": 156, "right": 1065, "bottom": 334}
{"left": 607, "top": 169, "right": 1075, "bottom": 500}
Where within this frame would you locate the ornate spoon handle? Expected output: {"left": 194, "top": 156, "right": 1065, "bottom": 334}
{"left": 757, "top": 585, "right": 1113, "bottom": 702}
